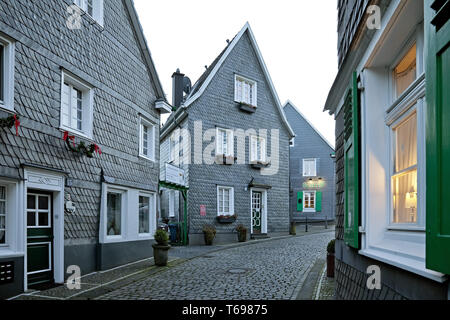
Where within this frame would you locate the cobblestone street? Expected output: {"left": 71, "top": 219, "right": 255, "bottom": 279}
{"left": 98, "top": 232, "right": 334, "bottom": 300}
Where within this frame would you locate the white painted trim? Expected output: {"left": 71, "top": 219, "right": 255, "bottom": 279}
{"left": 217, "top": 186, "right": 234, "bottom": 216}
{"left": 234, "top": 74, "right": 257, "bottom": 107}
{"left": 60, "top": 71, "right": 94, "bottom": 139}
{"left": 284, "top": 100, "right": 335, "bottom": 150}
{"left": 216, "top": 127, "right": 234, "bottom": 157}
{"left": 139, "top": 116, "right": 156, "bottom": 162}
{"left": 0, "top": 34, "right": 15, "bottom": 112}
{"left": 26, "top": 242, "right": 52, "bottom": 275}
{"left": 302, "top": 158, "right": 317, "bottom": 177}
{"left": 155, "top": 100, "right": 172, "bottom": 114}
{"left": 303, "top": 190, "right": 317, "bottom": 213}
{"left": 23, "top": 168, "right": 65, "bottom": 288}
{"left": 250, "top": 188, "right": 267, "bottom": 234}
{"left": 0, "top": 179, "right": 22, "bottom": 257}
{"left": 183, "top": 23, "right": 295, "bottom": 138}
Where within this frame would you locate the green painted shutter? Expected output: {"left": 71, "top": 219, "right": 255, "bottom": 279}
{"left": 343, "top": 72, "right": 360, "bottom": 249}
{"left": 425, "top": 0, "right": 450, "bottom": 274}
{"left": 316, "top": 192, "right": 322, "bottom": 212}
{"left": 297, "top": 192, "right": 303, "bottom": 212}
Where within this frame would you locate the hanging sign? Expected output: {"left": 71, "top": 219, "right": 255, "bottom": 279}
{"left": 165, "top": 163, "right": 186, "bottom": 186}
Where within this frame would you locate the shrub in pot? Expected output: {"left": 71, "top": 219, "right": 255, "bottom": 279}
{"left": 203, "top": 225, "right": 216, "bottom": 246}
{"left": 236, "top": 224, "right": 248, "bottom": 242}
{"left": 327, "top": 239, "right": 335, "bottom": 278}
{"left": 290, "top": 222, "right": 297, "bottom": 235}
{"left": 152, "top": 229, "right": 171, "bottom": 266}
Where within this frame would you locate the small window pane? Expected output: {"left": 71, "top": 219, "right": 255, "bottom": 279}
{"left": 27, "top": 195, "right": 36, "bottom": 210}
{"left": 395, "top": 113, "right": 417, "bottom": 172}
{"left": 27, "top": 212, "right": 36, "bottom": 227}
{"left": 139, "top": 196, "right": 150, "bottom": 234}
{"left": 0, "top": 202, "right": 5, "bottom": 216}
{"left": 107, "top": 192, "right": 122, "bottom": 236}
{"left": 38, "top": 196, "right": 49, "bottom": 210}
{"left": 38, "top": 212, "right": 49, "bottom": 227}
{"left": 393, "top": 169, "right": 417, "bottom": 224}
{"left": 394, "top": 44, "right": 417, "bottom": 98}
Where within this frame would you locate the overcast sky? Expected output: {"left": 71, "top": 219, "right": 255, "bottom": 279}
{"left": 133, "top": 0, "right": 338, "bottom": 146}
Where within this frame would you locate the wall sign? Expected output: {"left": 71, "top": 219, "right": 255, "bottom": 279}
{"left": 165, "top": 163, "right": 186, "bottom": 186}
{"left": 200, "top": 205, "right": 206, "bottom": 217}
{"left": 302, "top": 180, "right": 325, "bottom": 189}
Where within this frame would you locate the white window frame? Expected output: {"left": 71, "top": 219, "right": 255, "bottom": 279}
{"left": 0, "top": 180, "right": 20, "bottom": 256}
{"left": 216, "top": 127, "right": 234, "bottom": 157}
{"left": 168, "top": 190, "right": 175, "bottom": 218}
{"left": 0, "top": 185, "right": 7, "bottom": 247}
{"left": 60, "top": 71, "right": 94, "bottom": 139}
{"left": 105, "top": 188, "right": 126, "bottom": 241}
{"left": 234, "top": 74, "right": 257, "bottom": 107}
{"left": 217, "top": 186, "right": 234, "bottom": 216}
{"left": 250, "top": 135, "right": 267, "bottom": 163}
{"left": 138, "top": 192, "right": 154, "bottom": 237}
{"left": 303, "top": 159, "right": 317, "bottom": 177}
{"left": 169, "top": 134, "right": 176, "bottom": 163}
{"left": 303, "top": 191, "right": 316, "bottom": 213}
{"left": 26, "top": 193, "right": 51, "bottom": 229}
{"left": 139, "top": 117, "right": 156, "bottom": 162}
{"left": 0, "top": 34, "right": 15, "bottom": 112}
{"left": 73, "top": 0, "right": 104, "bottom": 27}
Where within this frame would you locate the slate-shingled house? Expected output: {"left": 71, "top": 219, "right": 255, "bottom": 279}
{"left": 160, "top": 23, "right": 295, "bottom": 245}
{"left": 0, "top": 0, "right": 170, "bottom": 298}
{"left": 283, "top": 101, "right": 335, "bottom": 224}
{"left": 325, "top": 0, "right": 449, "bottom": 299}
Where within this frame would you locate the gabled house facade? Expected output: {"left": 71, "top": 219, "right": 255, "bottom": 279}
{"left": 160, "top": 23, "right": 295, "bottom": 245}
{"left": 326, "top": 0, "right": 449, "bottom": 299}
{"left": 283, "top": 101, "right": 335, "bottom": 224}
{"left": 0, "top": 0, "right": 170, "bottom": 298}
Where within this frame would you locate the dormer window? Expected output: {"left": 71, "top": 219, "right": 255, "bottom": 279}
{"left": 235, "top": 75, "right": 257, "bottom": 107}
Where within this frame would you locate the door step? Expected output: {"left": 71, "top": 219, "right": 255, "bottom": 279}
{"left": 251, "top": 233, "right": 270, "bottom": 240}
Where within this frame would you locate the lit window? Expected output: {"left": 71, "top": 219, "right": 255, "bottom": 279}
{"left": 0, "top": 186, "right": 6, "bottom": 245}
{"left": 139, "top": 195, "right": 150, "bottom": 234}
{"left": 235, "top": 75, "right": 257, "bottom": 107}
{"left": 392, "top": 112, "right": 418, "bottom": 224}
{"left": 61, "top": 72, "right": 94, "bottom": 138}
{"left": 218, "top": 187, "right": 234, "bottom": 216}
{"left": 394, "top": 44, "right": 417, "bottom": 98}
{"left": 140, "top": 118, "right": 155, "bottom": 161}
{"left": 250, "top": 136, "right": 266, "bottom": 163}
{"left": 303, "top": 159, "right": 317, "bottom": 177}
{"left": 304, "top": 191, "right": 316, "bottom": 211}
{"left": 106, "top": 192, "right": 122, "bottom": 236}
{"left": 216, "top": 128, "right": 234, "bottom": 156}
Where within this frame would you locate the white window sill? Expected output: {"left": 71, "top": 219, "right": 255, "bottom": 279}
{"left": 138, "top": 234, "right": 154, "bottom": 240}
{"left": 59, "top": 127, "right": 93, "bottom": 142}
{"left": 360, "top": 244, "right": 447, "bottom": 283}
{"left": 139, "top": 154, "right": 155, "bottom": 162}
{"left": 0, "top": 248, "right": 24, "bottom": 258}
{"left": 303, "top": 209, "right": 316, "bottom": 213}
{"left": 0, "top": 104, "right": 14, "bottom": 113}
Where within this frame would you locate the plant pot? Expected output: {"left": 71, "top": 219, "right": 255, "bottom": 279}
{"left": 217, "top": 215, "right": 237, "bottom": 224}
{"left": 327, "top": 252, "right": 335, "bottom": 278}
{"left": 290, "top": 222, "right": 297, "bottom": 235}
{"left": 237, "top": 230, "right": 247, "bottom": 242}
{"left": 152, "top": 243, "right": 171, "bottom": 266}
{"left": 204, "top": 232, "right": 215, "bottom": 246}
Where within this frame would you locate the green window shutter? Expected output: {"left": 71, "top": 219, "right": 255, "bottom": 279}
{"left": 425, "top": 0, "right": 450, "bottom": 274}
{"left": 316, "top": 192, "right": 322, "bottom": 212}
{"left": 297, "top": 192, "right": 303, "bottom": 212}
{"left": 343, "top": 71, "right": 360, "bottom": 249}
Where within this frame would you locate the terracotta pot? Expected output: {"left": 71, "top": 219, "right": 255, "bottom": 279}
{"left": 204, "top": 232, "right": 215, "bottom": 246}
{"left": 152, "top": 244, "right": 171, "bottom": 266}
{"left": 327, "top": 253, "right": 335, "bottom": 278}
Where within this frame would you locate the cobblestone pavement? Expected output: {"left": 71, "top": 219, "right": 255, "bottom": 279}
{"left": 98, "top": 232, "right": 334, "bottom": 300}
{"left": 312, "top": 264, "right": 336, "bottom": 300}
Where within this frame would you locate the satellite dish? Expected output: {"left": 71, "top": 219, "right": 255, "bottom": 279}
{"left": 183, "top": 77, "right": 192, "bottom": 95}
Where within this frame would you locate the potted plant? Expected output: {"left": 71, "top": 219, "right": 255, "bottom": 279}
{"left": 152, "top": 229, "right": 171, "bottom": 266}
{"left": 290, "top": 221, "right": 297, "bottom": 236}
{"left": 236, "top": 224, "right": 248, "bottom": 242}
{"left": 217, "top": 214, "right": 237, "bottom": 224}
{"left": 327, "top": 239, "right": 335, "bottom": 278}
{"left": 203, "top": 224, "right": 216, "bottom": 246}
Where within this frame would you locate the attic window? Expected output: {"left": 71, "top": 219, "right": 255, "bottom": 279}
{"left": 73, "top": 0, "right": 104, "bottom": 26}
{"left": 235, "top": 75, "right": 257, "bottom": 107}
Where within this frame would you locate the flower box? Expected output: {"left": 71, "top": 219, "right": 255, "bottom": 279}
{"left": 216, "top": 215, "right": 237, "bottom": 224}
{"left": 250, "top": 161, "right": 271, "bottom": 169}
{"left": 238, "top": 102, "right": 257, "bottom": 113}
{"left": 215, "top": 154, "right": 235, "bottom": 165}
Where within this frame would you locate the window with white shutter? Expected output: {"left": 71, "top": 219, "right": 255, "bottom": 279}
{"left": 235, "top": 75, "right": 257, "bottom": 107}
{"left": 60, "top": 72, "right": 94, "bottom": 138}
{"left": 216, "top": 128, "right": 234, "bottom": 156}
{"left": 250, "top": 136, "right": 266, "bottom": 163}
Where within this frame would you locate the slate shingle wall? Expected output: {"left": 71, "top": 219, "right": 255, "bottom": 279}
{"left": 283, "top": 104, "right": 335, "bottom": 222}
{"left": 186, "top": 32, "right": 291, "bottom": 236}
{"left": 0, "top": 0, "right": 160, "bottom": 243}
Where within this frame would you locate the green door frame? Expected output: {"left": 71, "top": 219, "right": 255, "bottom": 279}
{"left": 159, "top": 181, "right": 189, "bottom": 246}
